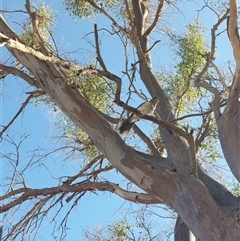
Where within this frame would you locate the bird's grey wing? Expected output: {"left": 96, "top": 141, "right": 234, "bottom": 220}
{"left": 119, "top": 118, "right": 135, "bottom": 134}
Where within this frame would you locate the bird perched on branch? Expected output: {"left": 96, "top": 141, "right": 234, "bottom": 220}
{"left": 119, "top": 97, "right": 160, "bottom": 135}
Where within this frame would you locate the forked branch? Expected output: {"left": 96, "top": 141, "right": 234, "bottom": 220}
{"left": 115, "top": 100, "right": 197, "bottom": 176}
{"left": 144, "top": 0, "right": 165, "bottom": 36}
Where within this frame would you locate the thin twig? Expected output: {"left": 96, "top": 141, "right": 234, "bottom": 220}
{"left": 170, "top": 103, "right": 227, "bottom": 123}
{"left": 145, "top": 40, "right": 161, "bottom": 53}
{"left": 86, "top": 0, "right": 129, "bottom": 36}
{"left": 0, "top": 90, "right": 46, "bottom": 137}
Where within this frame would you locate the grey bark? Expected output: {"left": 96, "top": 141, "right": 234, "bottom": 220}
{"left": 174, "top": 216, "right": 195, "bottom": 241}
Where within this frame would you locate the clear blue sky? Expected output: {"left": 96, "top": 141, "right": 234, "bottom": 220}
{"left": 0, "top": 0, "right": 235, "bottom": 240}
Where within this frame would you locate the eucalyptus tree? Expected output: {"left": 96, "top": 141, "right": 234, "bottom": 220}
{"left": 0, "top": 0, "right": 239, "bottom": 241}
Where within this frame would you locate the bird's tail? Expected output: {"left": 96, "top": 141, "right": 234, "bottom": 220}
{"left": 119, "top": 119, "right": 134, "bottom": 134}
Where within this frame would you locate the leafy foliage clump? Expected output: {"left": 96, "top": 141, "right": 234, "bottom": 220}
{"left": 64, "top": 0, "right": 119, "bottom": 18}
{"left": 66, "top": 69, "right": 113, "bottom": 111}
{"left": 161, "top": 20, "right": 208, "bottom": 117}
{"left": 62, "top": 117, "right": 101, "bottom": 160}
{"left": 21, "top": 3, "right": 55, "bottom": 50}
{"left": 231, "top": 184, "right": 240, "bottom": 197}
{"left": 57, "top": 69, "right": 114, "bottom": 160}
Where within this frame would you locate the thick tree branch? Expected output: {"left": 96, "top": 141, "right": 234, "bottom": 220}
{"left": 115, "top": 100, "right": 197, "bottom": 176}
{"left": 0, "top": 14, "right": 22, "bottom": 41}
{"left": 131, "top": 0, "right": 145, "bottom": 36}
{"left": 0, "top": 181, "right": 160, "bottom": 213}
{"left": 144, "top": 0, "right": 165, "bottom": 36}
{"left": 94, "top": 24, "right": 107, "bottom": 71}
{"left": 217, "top": 0, "right": 240, "bottom": 182}
{"left": 174, "top": 215, "right": 195, "bottom": 241}
{"left": 0, "top": 63, "right": 39, "bottom": 87}
{"left": 0, "top": 32, "right": 122, "bottom": 124}
{"left": 0, "top": 32, "right": 81, "bottom": 71}
{"left": 0, "top": 15, "right": 172, "bottom": 205}
{"left": 130, "top": 0, "right": 196, "bottom": 179}
{"left": 0, "top": 226, "right": 2, "bottom": 241}
{"left": 0, "top": 32, "right": 123, "bottom": 101}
